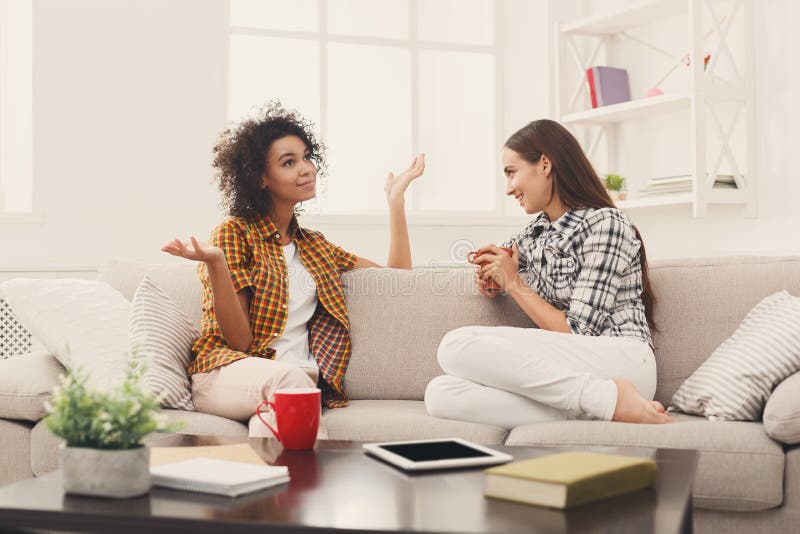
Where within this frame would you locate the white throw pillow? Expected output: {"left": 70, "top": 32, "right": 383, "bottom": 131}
{"left": 129, "top": 275, "right": 198, "bottom": 411}
{"left": 671, "top": 290, "right": 800, "bottom": 421}
{"left": 0, "top": 278, "right": 131, "bottom": 390}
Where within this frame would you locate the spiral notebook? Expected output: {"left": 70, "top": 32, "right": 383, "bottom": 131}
{"left": 150, "top": 457, "right": 290, "bottom": 497}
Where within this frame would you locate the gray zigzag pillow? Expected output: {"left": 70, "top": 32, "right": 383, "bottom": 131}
{"left": 671, "top": 290, "right": 800, "bottom": 421}
{"left": 129, "top": 275, "right": 199, "bottom": 411}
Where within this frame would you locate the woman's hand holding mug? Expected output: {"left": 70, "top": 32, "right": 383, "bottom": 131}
{"left": 469, "top": 244, "right": 519, "bottom": 295}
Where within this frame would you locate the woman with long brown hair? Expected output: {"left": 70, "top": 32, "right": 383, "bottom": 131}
{"left": 425, "top": 119, "right": 671, "bottom": 427}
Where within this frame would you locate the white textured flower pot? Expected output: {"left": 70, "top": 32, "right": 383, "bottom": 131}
{"left": 59, "top": 444, "right": 151, "bottom": 498}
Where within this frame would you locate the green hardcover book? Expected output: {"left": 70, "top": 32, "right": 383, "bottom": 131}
{"left": 484, "top": 451, "right": 657, "bottom": 509}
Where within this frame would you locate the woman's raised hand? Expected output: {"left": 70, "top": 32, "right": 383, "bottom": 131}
{"left": 385, "top": 153, "right": 425, "bottom": 205}
{"left": 161, "top": 237, "right": 224, "bottom": 264}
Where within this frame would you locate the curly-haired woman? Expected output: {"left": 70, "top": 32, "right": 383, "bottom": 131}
{"left": 425, "top": 119, "right": 672, "bottom": 427}
{"left": 162, "top": 103, "right": 424, "bottom": 436}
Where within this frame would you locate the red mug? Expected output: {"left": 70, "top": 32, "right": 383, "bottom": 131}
{"left": 467, "top": 247, "right": 513, "bottom": 290}
{"left": 256, "top": 388, "right": 321, "bottom": 450}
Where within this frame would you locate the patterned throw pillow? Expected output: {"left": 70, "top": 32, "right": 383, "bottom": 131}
{"left": 129, "top": 275, "right": 199, "bottom": 411}
{"left": 0, "top": 297, "right": 33, "bottom": 358}
{"left": 671, "top": 291, "right": 800, "bottom": 421}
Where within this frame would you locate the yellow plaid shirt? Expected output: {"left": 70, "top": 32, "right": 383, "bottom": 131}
{"left": 189, "top": 215, "right": 358, "bottom": 408}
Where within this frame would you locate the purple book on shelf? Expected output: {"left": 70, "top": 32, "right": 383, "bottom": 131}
{"left": 591, "top": 66, "right": 631, "bottom": 107}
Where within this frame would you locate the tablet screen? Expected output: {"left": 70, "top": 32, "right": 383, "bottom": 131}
{"left": 379, "top": 440, "right": 493, "bottom": 462}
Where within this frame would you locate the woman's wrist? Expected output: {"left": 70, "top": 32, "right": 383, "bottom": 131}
{"left": 507, "top": 275, "right": 539, "bottom": 305}
{"left": 205, "top": 253, "right": 228, "bottom": 270}
{"left": 506, "top": 273, "right": 526, "bottom": 296}
{"left": 387, "top": 195, "right": 406, "bottom": 210}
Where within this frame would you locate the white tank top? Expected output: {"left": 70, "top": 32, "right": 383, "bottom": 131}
{"left": 270, "top": 241, "right": 318, "bottom": 372}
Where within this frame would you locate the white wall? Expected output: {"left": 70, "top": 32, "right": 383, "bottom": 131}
{"left": 1, "top": 0, "right": 798, "bottom": 270}
{"left": 0, "top": 0, "right": 228, "bottom": 268}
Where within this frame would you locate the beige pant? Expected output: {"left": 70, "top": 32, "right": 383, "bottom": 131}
{"left": 191, "top": 357, "right": 322, "bottom": 438}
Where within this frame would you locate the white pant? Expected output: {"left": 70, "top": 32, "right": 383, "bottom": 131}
{"left": 424, "top": 326, "right": 656, "bottom": 429}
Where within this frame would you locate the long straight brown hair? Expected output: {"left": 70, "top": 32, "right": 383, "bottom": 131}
{"left": 505, "top": 119, "right": 658, "bottom": 332}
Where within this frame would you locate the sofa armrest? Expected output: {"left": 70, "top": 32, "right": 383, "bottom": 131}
{"left": 764, "top": 371, "right": 800, "bottom": 445}
{"left": 0, "top": 351, "right": 64, "bottom": 421}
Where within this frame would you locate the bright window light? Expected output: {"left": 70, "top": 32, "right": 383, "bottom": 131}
{"left": 228, "top": 0, "right": 501, "bottom": 218}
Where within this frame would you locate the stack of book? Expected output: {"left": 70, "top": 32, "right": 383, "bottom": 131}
{"left": 586, "top": 66, "right": 631, "bottom": 108}
{"left": 639, "top": 174, "right": 737, "bottom": 196}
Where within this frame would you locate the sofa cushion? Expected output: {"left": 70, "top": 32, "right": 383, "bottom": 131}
{"left": 98, "top": 260, "right": 203, "bottom": 330}
{"left": 693, "top": 446, "right": 800, "bottom": 534}
{"left": 343, "top": 268, "right": 533, "bottom": 401}
{"left": 322, "top": 399, "right": 508, "bottom": 444}
{"left": 30, "top": 410, "right": 248, "bottom": 476}
{"left": 764, "top": 371, "right": 800, "bottom": 444}
{"left": 0, "top": 420, "right": 34, "bottom": 485}
{"left": 0, "top": 351, "right": 64, "bottom": 421}
{"left": 648, "top": 256, "right": 800, "bottom": 405}
{"left": 158, "top": 409, "right": 248, "bottom": 437}
{"left": 96, "top": 259, "right": 154, "bottom": 301}
{"left": 505, "top": 413, "right": 784, "bottom": 512}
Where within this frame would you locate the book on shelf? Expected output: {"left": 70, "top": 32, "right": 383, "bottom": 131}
{"left": 150, "top": 457, "right": 290, "bottom": 497}
{"left": 639, "top": 173, "right": 737, "bottom": 195}
{"left": 483, "top": 451, "right": 657, "bottom": 509}
{"left": 586, "top": 66, "right": 631, "bottom": 108}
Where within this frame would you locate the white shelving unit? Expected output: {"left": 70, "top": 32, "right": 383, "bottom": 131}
{"left": 554, "top": 0, "right": 757, "bottom": 217}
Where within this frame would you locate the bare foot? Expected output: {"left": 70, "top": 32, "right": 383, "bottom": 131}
{"left": 612, "top": 379, "right": 672, "bottom": 424}
{"left": 651, "top": 400, "right": 667, "bottom": 414}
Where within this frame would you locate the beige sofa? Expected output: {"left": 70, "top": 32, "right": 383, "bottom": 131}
{"left": 1, "top": 256, "right": 799, "bottom": 533}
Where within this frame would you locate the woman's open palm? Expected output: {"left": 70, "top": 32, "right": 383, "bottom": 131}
{"left": 385, "top": 153, "right": 425, "bottom": 204}
{"left": 161, "top": 237, "right": 223, "bottom": 263}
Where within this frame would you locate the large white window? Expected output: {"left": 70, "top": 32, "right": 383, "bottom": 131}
{"left": 0, "top": 0, "right": 33, "bottom": 216}
{"left": 228, "top": 0, "right": 504, "bottom": 218}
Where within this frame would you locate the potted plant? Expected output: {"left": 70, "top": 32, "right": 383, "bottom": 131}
{"left": 603, "top": 173, "right": 627, "bottom": 202}
{"left": 44, "top": 359, "right": 182, "bottom": 498}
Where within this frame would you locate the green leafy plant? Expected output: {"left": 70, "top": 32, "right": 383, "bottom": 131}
{"left": 44, "top": 358, "right": 183, "bottom": 450}
{"left": 604, "top": 173, "right": 626, "bottom": 192}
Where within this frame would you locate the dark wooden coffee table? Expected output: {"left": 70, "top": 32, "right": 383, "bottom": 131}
{"left": 0, "top": 435, "right": 697, "bottom": 534}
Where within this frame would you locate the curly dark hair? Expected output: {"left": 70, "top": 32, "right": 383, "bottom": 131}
{"left": 212, "top": 101, "right": 327, "bottom": 220}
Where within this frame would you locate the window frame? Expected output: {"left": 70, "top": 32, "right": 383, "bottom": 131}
{"left": 227, "top": 0, "right": 510, "bottom": 224}
{"left": 0, "top": 0, "right": 36, "bottom": 221}
{"left": 0, "top": 0, "right": 8, "bottom": 211}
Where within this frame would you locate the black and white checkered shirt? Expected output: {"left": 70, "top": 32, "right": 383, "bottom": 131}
{"left": 501, "top": 207, "right": 652, "bottom": 345}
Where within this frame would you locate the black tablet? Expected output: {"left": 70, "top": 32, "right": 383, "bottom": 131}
{"left": 363, "top": 438, "right": 513, "bottom": 471}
